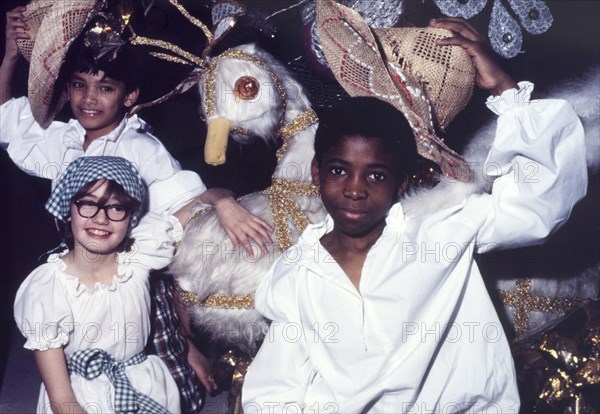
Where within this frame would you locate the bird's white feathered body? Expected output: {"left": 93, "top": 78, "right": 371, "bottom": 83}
{"left": 170, "top": 44, "right": 326, "bottom": 353}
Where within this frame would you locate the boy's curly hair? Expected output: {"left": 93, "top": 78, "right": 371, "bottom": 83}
{"left": 314, "top": 96, "right": 425, "bottom": 181}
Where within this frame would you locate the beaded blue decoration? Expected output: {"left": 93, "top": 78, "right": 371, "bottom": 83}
{"left": 432, "top": 0, "right": 553, "bottom": 58}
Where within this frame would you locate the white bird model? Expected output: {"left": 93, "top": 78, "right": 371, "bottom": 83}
{"left": 169, "top": 43, "right": 326, "bottom": 354}
{"left": 124, "top": 0, "right": 326, "bottom": 353}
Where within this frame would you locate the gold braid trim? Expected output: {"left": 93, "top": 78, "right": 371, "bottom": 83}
{"left": 168, "top": 0, "right": 214, "bottom": 43}
{"left": 499, "top": 278, "right": 585, "bottom": 335}
{"left": 261, "top": 109, "right": 320, "bottom": 252}
{"left": 203, "top": 49, "right": 287, "bottom": 121}
{"left": 174, "top": 207, "right": 213, "bottom": 253}
{"left": 149, "top": 52, "right": 196, "bottom": 66}
{"left": 262, "top": 179, "right": 320, "bottom": 252}
{"left": 177, "top": 285, "right": 255, "bottom": 310}
{"left": 276, "top": 109, "right": 319, "bottom": 161}
{"left": 130, "top": 35, "right": 207, "bottom": 68}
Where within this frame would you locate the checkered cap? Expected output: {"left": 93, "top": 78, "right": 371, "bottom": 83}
{"left": 45, "top": 156, "right": 145, "bottom": 227}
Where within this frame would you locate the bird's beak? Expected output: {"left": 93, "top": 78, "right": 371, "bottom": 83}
{"left": 204, "top": 117, "right": 231, "bottom": 166}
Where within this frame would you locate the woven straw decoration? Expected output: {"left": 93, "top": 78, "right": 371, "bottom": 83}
{"left": 22, "top": 0, "right": 97, "bottom": 128}
{"left": 316, "top": 0, "right": 474, "bottom": 180}
{"left": 375, "top": 28, "right": 475, "bottom": 131}
{"left": 15, "top": 0, "right": 51, "bottom": 62}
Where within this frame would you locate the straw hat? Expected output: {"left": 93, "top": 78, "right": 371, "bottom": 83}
{"left": 16, "top": 0, "right": 98, "bottom": 128}
{"left": 316, "top": 0, "right": 476, "bottom": 181}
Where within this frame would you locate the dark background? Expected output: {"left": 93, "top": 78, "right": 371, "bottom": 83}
{"left": 1, "top": 0, "right": 598, "bottom": 390}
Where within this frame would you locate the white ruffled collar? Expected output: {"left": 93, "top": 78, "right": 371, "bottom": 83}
{"left": 47, "top": 250, "right": 134, "bottom": 296}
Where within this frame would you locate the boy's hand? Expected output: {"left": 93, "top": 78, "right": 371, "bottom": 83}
{"left": 430, "top": 17, "right": 518, "bottom": 96}
{"left": 213, "top": 196, "right": 274, "bottom": 258}
{"left": 4, "top": 7, "right": 30, "bottom": 63}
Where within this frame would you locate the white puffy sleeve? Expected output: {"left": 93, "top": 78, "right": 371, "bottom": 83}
{"left": 122, "top": 122, "right": 207, "bottom": 214}
{"left": 147, "top": 170, "right": 207, "bottom": 214}
{"left": 0, "top": 97, "right": 67, "bottom": 177}
{"left": 475, "top": 82, "right": 587, "bottom": 252}
{"left": 13, "top": 264, "right": 74, "bottom": 351}
{"left": 242, "top": 259, "right": 315, "bottom": 410}
{"left": 123, "top": 212, "right": 183, "bottom": 272}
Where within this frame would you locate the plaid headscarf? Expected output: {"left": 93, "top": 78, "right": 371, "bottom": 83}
{"left": 45, "top": 156, "right": 145, "bottom": 227}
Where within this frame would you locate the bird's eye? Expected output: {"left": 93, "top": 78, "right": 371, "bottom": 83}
{"left": 234, "top": 76, "right": 260, "bottom": 100}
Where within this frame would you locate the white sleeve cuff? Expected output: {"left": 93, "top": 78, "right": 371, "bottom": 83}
{"left": 486, "top": 81, "right": 534, "bottom": 115}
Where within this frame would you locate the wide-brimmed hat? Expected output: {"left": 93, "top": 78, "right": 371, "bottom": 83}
{"left": 316, "top": 0, "right": 475, "bottom": 181}
{"left": 17, "top": 0, "right": 98, "bottom": 128}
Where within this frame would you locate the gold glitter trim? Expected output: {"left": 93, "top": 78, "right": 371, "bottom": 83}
{"left": 186, "top": 206, "right": 213, "bottom": 227}
{"left": 149, "top": 52, "right": 196, "bottom": 66}
{"left": 203, "top": 49, "right": 287, "bottom": 123}
{"left": 130, "top": 35, "right": 207, "bottom": 68}
{"left": 177, "top": 286, "right": 255, "bottom": 310}
{"left": 168, "top": 0, "right": 213, "bottom": 43}
{"left": 499, "top": 278, "right": 584, "bottom": 335}
{"left": 262, "top": 179, "right": 320, "bottom": 252}
{"left": 174, "top": 207, "right": 213, "bottom": 253}
{"left": 276, "top": 109, "right": 319, "bottom": 161}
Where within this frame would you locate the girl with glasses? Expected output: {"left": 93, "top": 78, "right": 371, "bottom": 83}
{"left": 13, "top": 156, "right": 197, "bottom": 414}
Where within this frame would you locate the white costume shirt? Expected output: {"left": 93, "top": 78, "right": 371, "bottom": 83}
{"left": 0, "top": 97, "right": 206, "bottom": 213}
{"left": 14, "top": 213, "right": 184, "bottom": 413}
{"left": 242, "top": 83, "right": 588, "bottom": 413}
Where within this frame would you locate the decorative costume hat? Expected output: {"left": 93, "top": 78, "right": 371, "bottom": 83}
{"left": 315, "top": 0, "right": 476, "bottom": 181}
{"left": 16, "top": 0, "right": 99, "bottom": 128}
{"left": 45, "top": 156, "right": 146, "bottom": 227}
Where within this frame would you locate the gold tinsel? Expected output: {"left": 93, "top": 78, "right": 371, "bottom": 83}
{"left": 262, "top": 179, "right": 320, "bottom": 252}
{"left": 203, "top": 49, "right": 287, "bottom": 121}
{"left": 499, "top": 278, "right": 584, "bottom": 335}
{"left": 149, "top": 51, "right": 196, "bottom": 66}
{"left": 277, "top": 109, "right": 319, "bottom": 161}
{"left": 130, "top": 35, "right": 206, "bottom": 67}
{"left": 167, "top": 0, "right": 213, "bottom": 43}
{"left": 176, "top": 286, "right": 255, "bottom": 310}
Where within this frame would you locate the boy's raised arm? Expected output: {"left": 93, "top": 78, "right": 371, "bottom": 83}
{"left": 433, "top": 18, "right": 587, "bottom": 250}
{"left": 1, "top": 7, "right": 29, "bottom": 105}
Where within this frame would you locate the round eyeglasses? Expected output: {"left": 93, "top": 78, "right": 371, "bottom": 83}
{"left": 73, "top": 200, "right": 130, "bottom": 222}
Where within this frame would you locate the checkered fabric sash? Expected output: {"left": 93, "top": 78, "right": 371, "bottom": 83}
{"left": 68, "top": 348, "right": 169, "bottom": 414}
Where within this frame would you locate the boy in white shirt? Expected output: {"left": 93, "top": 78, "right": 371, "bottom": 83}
{"left": 241, "top": 18, "right": 588, "bottom": 413}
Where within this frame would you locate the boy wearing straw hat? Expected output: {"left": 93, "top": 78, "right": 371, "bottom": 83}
{"left": 1, "top": 3, "right": 272, "bottom": 411}
{"left": 241, "top": 12, "right": 587, "bottom": 414}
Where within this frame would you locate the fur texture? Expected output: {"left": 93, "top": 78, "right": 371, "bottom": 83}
{"left": 170, "top": 44, "right": 326, "bottom": 353}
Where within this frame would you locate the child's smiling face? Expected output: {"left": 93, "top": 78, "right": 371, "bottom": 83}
{"left": 67, "top": 70, "right": 138, "bottom": 141}
{"left": 312, "top": 134, "right": 400, "bottom": 239}
{"left": 68, "top": 180, "right": 131, "bottom": 256}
